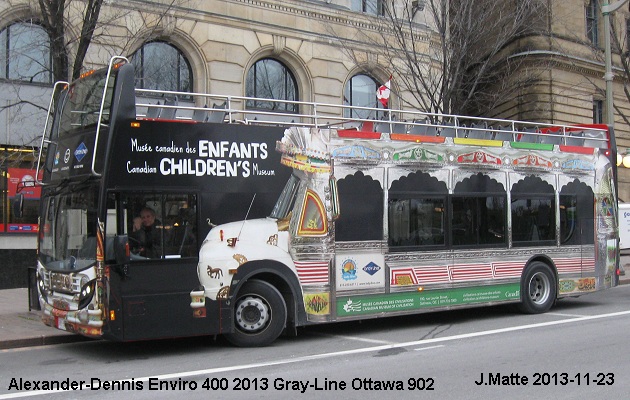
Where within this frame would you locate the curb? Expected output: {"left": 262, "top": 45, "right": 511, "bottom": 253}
{"left": 0, "top": 335, "right": 94, "bottom": 350}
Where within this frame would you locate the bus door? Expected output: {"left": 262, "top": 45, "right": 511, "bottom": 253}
{"left": 107, "top": 192, "right": 206, "bottom": 340}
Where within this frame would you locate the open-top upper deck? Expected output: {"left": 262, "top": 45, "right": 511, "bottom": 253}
{"left": 36, "top": 58, "right": 614, "bottom": 185}
{"left": 133, "top": 88, "right": 612, "bottom": 156}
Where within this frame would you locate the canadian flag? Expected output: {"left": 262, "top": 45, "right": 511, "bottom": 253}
{"left": 376, "top": 75, "right": 392, "bottom": 108}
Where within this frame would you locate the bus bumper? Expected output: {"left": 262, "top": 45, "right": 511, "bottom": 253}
{"left": 41, "top": 300, "right": 104, "bottom": 338}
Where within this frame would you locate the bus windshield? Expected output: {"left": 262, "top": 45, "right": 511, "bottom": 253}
{"left": 38, "top": 183, "right": 99, "bottom": 272}
{"left": 56, "top": 68, "right": 116, "bottom": 138}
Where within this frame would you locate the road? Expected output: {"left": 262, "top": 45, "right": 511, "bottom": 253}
{"left": 1, "top": 285, "right": 629, "bottom": 399}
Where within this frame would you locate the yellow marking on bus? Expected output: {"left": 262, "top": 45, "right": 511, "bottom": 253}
{"left": 453, "top": 137, "right": 503, "bottom": 147}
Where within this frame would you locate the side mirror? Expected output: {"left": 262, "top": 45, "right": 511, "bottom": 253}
{"left": 12, "top": 193, "right": 24, "bottom": 218}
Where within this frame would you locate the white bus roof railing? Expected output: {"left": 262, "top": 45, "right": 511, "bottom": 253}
{"left": 133, "top": 88, "right": 610, "bottom": 148}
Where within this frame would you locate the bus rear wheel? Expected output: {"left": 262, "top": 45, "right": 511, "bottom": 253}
{"left": 518, "top": 262, "right": 556, "bottom": 314}
{"left": 225, "top": 279, "right": 287, "bottom": 347}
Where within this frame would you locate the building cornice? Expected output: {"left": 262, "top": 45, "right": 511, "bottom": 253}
{"left": 508, "top": 50, "right": 624, "bottom": 79}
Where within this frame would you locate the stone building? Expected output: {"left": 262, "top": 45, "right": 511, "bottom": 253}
{"left": 487, "top": 0, "right": 630, "bottom": 200}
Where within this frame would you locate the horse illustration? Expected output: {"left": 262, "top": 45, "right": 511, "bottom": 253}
{"left": 207, "top": 266, "right": 223, "bottom": 279}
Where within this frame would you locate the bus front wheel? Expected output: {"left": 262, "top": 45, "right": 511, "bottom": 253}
{"left": 518, "top": 262, "right": 556, "bottom": 314}
{"left": 225, "top": 279, "right": 287, "bottom": 347}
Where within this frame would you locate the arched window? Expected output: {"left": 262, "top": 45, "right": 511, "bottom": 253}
{"left": 511, "top": 175, "right": 555, "bottom": 245}
{"left": 246, "top": 58, "right": 298, "bottom": 113}
{"left": 452, "top": 173, "right": 506, "bottom": 247}
{"left": 344, "top": 74, "right": 384, "bottom": 119}
{"left": 560, "top": 179, "right": 594, "bottom": 245}
{"left": 388, "top": 172, "right": 448, "bottom": 249}
{"left": 336, "top": 171, "right": 384, "bottom": 241}
{"left": 0, "top": 21, "right": 51, "bottom": 83}
{"left": 131, "top": 41, "right": 192, "bottom": 92}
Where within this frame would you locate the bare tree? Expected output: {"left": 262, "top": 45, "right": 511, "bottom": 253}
{"left": 36, "top": 0, "right": 189, "bottom": 82}
{"left": 37, "top": 0, "right": 102, "bottom": 82}
{"left": 329, "top": 0, "right": 548, "bottom": 117}
{"left": 0, "top": 0, "right": 190, "bottom": 167}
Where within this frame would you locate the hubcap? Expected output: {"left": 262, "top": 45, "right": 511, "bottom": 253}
{"left": 235, "top": 296, "right": 269, "bottom": 332}
{"left": 528, "top": 271, "right": 550, "bottom": 305}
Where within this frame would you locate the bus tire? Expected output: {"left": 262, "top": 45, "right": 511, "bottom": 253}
{"left": 517, "top": 262, "right": 556, "bottom": 314}
{"left": 225, "top": 279, "right": 287, "bottom": 347}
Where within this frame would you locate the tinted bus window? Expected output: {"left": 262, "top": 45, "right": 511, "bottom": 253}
{"left": 452, "top": 173, "right": 506, "bottom": 247}
{"left": 336, "top": 171, "right": 383, "bottom": 241}
{"left": 560, "top": 179, "right": 595, "bottom": 245}
{"left": 511, "top": 176, "right": 555, "bottom": 245}
{"left": 121, "top": 193, "right": 197, "bottom": 260}
{"left": 58, "top": 69, "right": 116, "bottom": 137}
{"left": 388, "top": 172, "right": 447, "bottom": 249}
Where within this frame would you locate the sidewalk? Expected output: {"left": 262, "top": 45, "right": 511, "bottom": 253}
{"left": 1, "top": 271, "right": 629, "bottom": 350}
{"left": 0, "top": 288, "right": 91, "bottom": 349}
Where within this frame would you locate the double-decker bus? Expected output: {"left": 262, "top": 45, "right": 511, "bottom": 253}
{"left": 34, "top": 57, "right": 619, "bottom": 347}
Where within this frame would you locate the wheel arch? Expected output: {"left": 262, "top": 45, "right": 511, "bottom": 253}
{"left": 518, "top": 255, "right": 559, "bottom": 313}
{"left": 524, "top": 254, "right": 558, "bottom": 285}
{"left": 229, "top": 260, "right": 306, "bottom": 334}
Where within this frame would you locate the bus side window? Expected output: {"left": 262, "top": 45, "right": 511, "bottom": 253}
{"left": 511, "top": 175, "right": 555, "bottom": 246}
{"left": 335, "top": 171, "right": 384, "bottom": 241}
{"left": 388, "top": 198, "right": 446, "bottom": 248}
{"left": 163, "top": 194, "right": 197, "bottom": 257}
{"left": 388, "top": 172, "right": 448, "bottom": 250}
{"left": 560, "top": 179, "right": 594, "bottom": 245}
{"left": 122, "top": 193, "right": 198, "bottom": 260}
{"left": 451, "top": 173, "right": 506, "bottom": 247}
{"left": 119, "top": 194, "right": 163, "bottom": 259}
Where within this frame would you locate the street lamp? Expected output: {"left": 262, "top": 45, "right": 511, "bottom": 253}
{"left": 603, "top": 0, "right": 630, "bottom": 125}
{"left": 618, "top": 150, "right": 630, "bottom": 168}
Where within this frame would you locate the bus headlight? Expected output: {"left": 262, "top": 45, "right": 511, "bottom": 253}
{"left": 78, "top": 279, "right": 96, "bottom": 309}
{"left": 38, "top": 274, "right": 48, "bottom": 303}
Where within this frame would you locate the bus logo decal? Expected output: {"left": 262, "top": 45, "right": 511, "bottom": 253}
{"left": 342, "top": 298, "right": 361, "bottom": 313}
{"left": 54, "top": 151, "right": 60, "bottom": 165}
{"left": 363, "top": 262, "right": 381, "bottom": 276}
{"left": 74, "top": 142, "right": 88, "bottom": 162}
{"left": 341, "top": 259, "right": 358, "bottom": 281}
{"left": 64, "top": 149, "right": 71, "bottom": 163}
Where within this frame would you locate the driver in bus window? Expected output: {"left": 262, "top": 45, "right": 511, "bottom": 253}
{"left": 129, "top": 207, "right": 162, "bottom": 258}
{"left": 132, "top": 216, "right": 142, "bottom": 232}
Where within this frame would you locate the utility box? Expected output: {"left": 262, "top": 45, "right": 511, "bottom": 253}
{"left": 619, "top": 203, "right": 630, "bottom": 252}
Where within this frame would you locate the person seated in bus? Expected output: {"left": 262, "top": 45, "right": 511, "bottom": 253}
{"left": 128, "top": 217, "right": 145, "bottom": 254}
{"left": 132, "top": 216, "right": 142, "bottom": 232}
{"left": 129, "top": 207, "right": 162, "bottom": 258}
